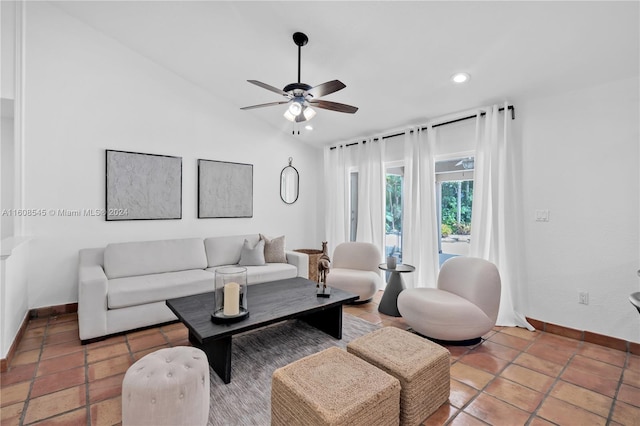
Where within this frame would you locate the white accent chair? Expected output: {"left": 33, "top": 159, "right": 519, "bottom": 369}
{"left": 397, "top": 256, "right": 501, "bottom": 344}
{"left": 325, "top": 242, "right": 383, "bottom": 303}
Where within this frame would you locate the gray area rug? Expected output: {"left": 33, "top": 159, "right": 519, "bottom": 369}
{"left": 207, "top": 313, "right": 380, "bottom": 425}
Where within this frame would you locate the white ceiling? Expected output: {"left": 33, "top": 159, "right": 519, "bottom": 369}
{"left": 52, "top": 1, "right": 639, "bottom": 146}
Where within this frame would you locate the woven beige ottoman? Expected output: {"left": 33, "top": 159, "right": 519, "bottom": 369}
{"left": 122, "top": 346, "right": 210, "bottom": 426}
{"left": 347, "top": 327, "right": 450, "bottom": 426}
{"left": 271, "top": 346, "right": 400, "bottom": 426}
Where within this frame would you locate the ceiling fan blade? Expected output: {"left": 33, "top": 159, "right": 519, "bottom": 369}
{"left": 240, "top": 101, "right": 289, "bottom": 110}
{"left": 306, "top": 80, "right": 346, "bottom": 98}
{"left": 247, "top": 80, "right": 290, "bottom": 97}
{"left": 309, "top": 100, "right": 358, "bottom": 114}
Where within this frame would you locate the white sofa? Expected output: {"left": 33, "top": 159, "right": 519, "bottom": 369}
{"left": 78, "top": 234, "right": 308, "bottom": 341}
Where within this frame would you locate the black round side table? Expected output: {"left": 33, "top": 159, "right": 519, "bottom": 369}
{"left": 378, "top": 263, "right": 415, "bottom": 317}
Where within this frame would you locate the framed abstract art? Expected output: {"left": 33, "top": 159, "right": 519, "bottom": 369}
{"left": 198, "top": 159, "right": 253, "bottom": 218}
{"left": 106, "top": 150, "right": 182, "bottom": 220}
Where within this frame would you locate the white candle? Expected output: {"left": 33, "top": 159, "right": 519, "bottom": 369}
{"left": 223, "top": 282, "right": 240, "bottom": 316}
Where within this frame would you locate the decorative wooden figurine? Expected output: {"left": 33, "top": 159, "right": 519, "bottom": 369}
{"left": 317, "top": 241, "right": 331, "bottom": 297}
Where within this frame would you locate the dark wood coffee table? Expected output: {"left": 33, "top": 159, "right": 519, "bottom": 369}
{"left": 166, "top": 277, "right": 358, "bottom": 384}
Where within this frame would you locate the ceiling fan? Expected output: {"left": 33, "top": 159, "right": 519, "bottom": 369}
{"left": 241, "top": 32, "right": 358, "bottom": 123}
{"left": 455, "top": 157, "right": 475, "bottom": 170}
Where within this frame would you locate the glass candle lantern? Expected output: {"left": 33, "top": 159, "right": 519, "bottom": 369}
{"left": 212, "top": 266, "right": 249, "bottom": 324}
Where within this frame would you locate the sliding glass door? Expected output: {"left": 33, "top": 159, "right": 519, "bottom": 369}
{"left": 385, "top": 166, "right": 404, "bottom": 262}
{"left": 435, "top": 157, "right": 474, "bottom": 263}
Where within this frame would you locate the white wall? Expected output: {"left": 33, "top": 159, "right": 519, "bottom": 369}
{"left": 1, "top": 239, "right": 29, "bottom": 358}
{"left": 0, "top": 0, "right": 23, "bottom": 360}
{"left": 1, "top": 114, "right": 14, "bottom": 239}
{"left": 21, "top": 2, "right": 322, "bottom": 311}
{"left": 1, "top": 0, "right": 16, "bottom": 100}
{"left": 520, "top": 76, "right": 640, "bottom": 343}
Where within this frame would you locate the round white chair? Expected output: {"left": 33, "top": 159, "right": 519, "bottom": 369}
{"left": 122, "top": 346, "right": 210, "bottom": 426}
{"left": 326, "top": 242, "right": 383, "bottom": 303}
{"left": 398, "top": 257, "right": 501, "bottom": 344}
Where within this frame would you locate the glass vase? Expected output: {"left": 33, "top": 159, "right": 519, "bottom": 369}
{"left": 212, "top": 266, "right": 249, "bottom": 323}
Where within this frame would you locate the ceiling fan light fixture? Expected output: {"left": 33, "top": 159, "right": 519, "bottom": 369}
{"left": 451, "top": 72, "right": 470, "bottom": 84}
{"left": 288, "top": 101, "right": 303, "bottom": 116}
{"left": 283, "top": 109, "right": 295, "bottom": 122}
{"left": 303, "top": 106, "right": 316, "bottom": 121}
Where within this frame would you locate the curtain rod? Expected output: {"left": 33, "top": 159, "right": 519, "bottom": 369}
{"left": 329, "top": 105, "right": 515, "bottom": 150}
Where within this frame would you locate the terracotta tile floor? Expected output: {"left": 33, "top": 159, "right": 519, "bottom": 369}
{"left": 2, "top": 291, "right": 639, "bottom": 425}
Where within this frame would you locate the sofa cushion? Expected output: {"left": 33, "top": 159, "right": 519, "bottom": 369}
{"left": 260, "top": 234, "right": 287, "bottom": 263}
{"left": 239, "top": 239, "right": 266, "bottom": 266}
{"left": 204, "top": 234, "right": 259, "bottom": 267}
{"left": 108, "top": 269, "right": 214, "bottom": 309}
{"left": 104, "top": 238, "right": 207, "bottom": 279}
{"left": 207, "top": 263, "right": 297, "bottom": 285}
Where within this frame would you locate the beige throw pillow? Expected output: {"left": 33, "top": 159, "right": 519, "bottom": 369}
{"left": 260, "top": 234, "right": 287, "bottom": 263}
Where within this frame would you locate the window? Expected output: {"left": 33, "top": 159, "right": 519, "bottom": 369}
{"left": 348, "top": 165, "right": 404, "bottom": 264}
{"left": 436, "top": 157, "right": 474, "bottom": 261}
{"left": 385, "top": 166, "right": 404, "bottom": 262}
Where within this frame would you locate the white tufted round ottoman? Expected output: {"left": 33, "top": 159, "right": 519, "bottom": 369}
{"left": 122, "top": 346, "right": 210, "bottom": 426}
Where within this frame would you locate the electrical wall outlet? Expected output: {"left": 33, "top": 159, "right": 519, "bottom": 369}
{"left": 579, "top": 292, "right": 589, "bottom": 305}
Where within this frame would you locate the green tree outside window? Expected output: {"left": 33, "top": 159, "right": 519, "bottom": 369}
{"left": 441, "top": 181, "right": 473, "bottom": 235}
{"left": 385, "top": 175, "right": 403, "bottom": 234}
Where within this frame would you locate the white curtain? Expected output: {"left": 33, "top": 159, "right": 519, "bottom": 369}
{"left": 401, "top": 127, "right": 440, "bottom": 289}
{"left": 470, "top": 103, "right": 533, "bottom": 329}
{"left": 355, "top": 138, "right": 385, "bottom": 261}
{"left": 323, "top": 145, "right": 352, "bottom": 257}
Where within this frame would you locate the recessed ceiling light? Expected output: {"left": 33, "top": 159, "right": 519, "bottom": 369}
{"left": 305, "top": 125, "right": 313, "bottom": 131}
{"left": 451, "top": 73, "right": 470, "bottom": 84}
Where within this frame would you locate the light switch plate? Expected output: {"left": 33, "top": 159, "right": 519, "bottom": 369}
{"left": 535, "top": 209, "right": 550, "bottom": 222}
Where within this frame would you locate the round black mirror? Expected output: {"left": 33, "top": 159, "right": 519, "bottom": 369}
{"left": 280, "top": 157, "right": 299, "bottom": 204}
